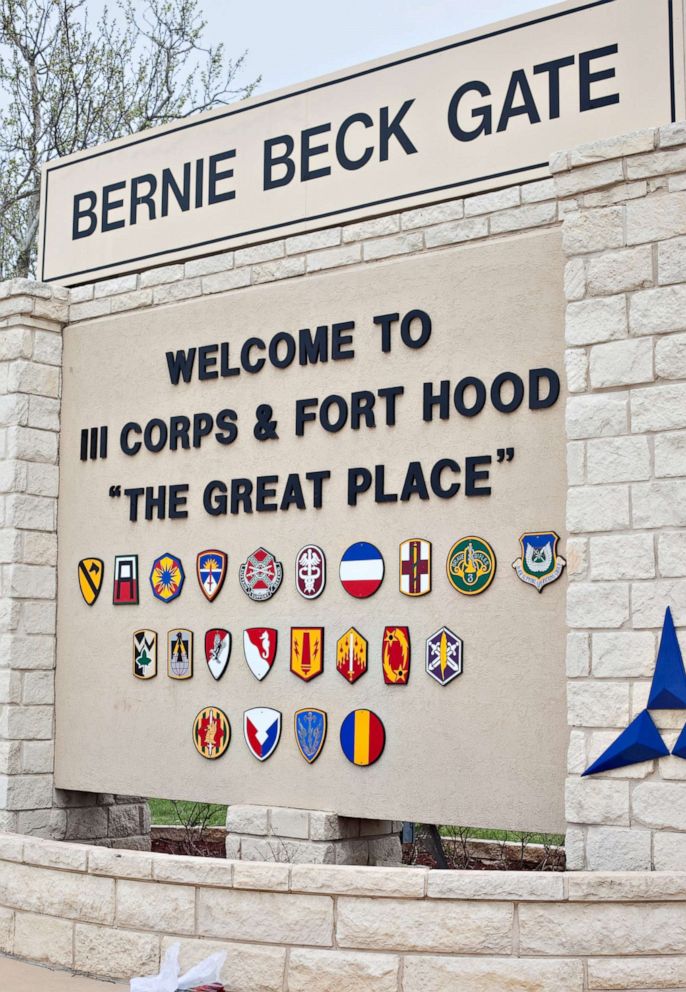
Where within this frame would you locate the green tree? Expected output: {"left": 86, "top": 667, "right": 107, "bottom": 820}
{"left": 0, "top": 0, "right": 259, "bottom": 278}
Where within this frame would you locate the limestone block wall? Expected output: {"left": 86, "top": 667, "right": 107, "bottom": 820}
{"left": 0, "top": 282, "right": 149, "bottom": 846}
{"left": 556, "top": 123, "right": 686, "bottom": 870}
{"left": 3, "top": 832, "right": 686, "bottom": 990}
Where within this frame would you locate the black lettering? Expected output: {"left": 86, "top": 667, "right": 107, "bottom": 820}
{"left": 120, "top": 422, "right": 142, "bottom": 456}
{"left": 466, "top": 455, "right": 492, "bottom": 496}
{"left": 580, "top": 44, "right": 619, "bottom": 112}
{"left": 373, "top": 312, "right": 399, "bottom": 353}
{"left": 101, "top": 181, "right": 126, "bottom": 232}
{"left": 220, "top": 342, "right": 240, "bottom": 378}
{"left": 204, "top": 479, "right": 227, "bottom": 516}
{"left": 320, "top": 395, "right": 348, "bottom": 432}
{"left": 400, "top": 461, "right": 430, "bottom": 501}
{"left": 169, "top": 483, "right": 189, "bottom": 519}
{"left": 295, "top": 398, "right": 318, "bottom": 437}
{"left": 306, "top": 469, "right": 330, "bottom": 508}
{"left": 380, "top": 100, "right": 417, "bottom": 160}
{"left": 145, "top": 485, "right": 166, "bottom": 520}
{"left": 351, "top": 391, "right": 376, "bottom": 430}
{"left": 231, "top": 478, "right": 253, "bottom": 514}
{"left": 374, "top": 464, "right": 397, "bottom": 503}
{"left": 491, "top": 372, "right": 524, "bottom": 413}
{"left": 336, "top": 112, "right": 374, "bottom": 170}
{"left": 161, "top": 163, "right": 191, "bottom": 216}
{"left": 215, "top": 408, "right": 238, "bottom": 445}
{"left": 281, "top": 473, "right": 306, "bottom": 510}
{"left": 241, "top": 337, "right": 266, "bottom": 374}
{"left": 144, "top": 419, "right": 168, "bottom": 453}
{"left": 400, "top": 309, "right": 431, "bottom": 348}
{"left": 264, "top": 134, "right": 296, "bottom": 190}
{"left": 454, "top": 377, "right": 486, "bottom": 417}
{"left": 124, "top": 487, "right": 144, "bottom": 522}
{"left": 299, "top": 326, "right": 329, "bottom": 365}
{"left": 430, "top": 458, "right": 461, "bottom": 498}
{"left": 332, "top": 321, "right": 355, "bottom": 360}
{"left": 423, "top": 380, "right": 450, "bottom": 421}
{"left": 269, "top": 331, "right": 296, "bottom": 369}
{"left": 208, "top": 150, "right": 236, "bottom": 204}
{"left": 169, "top": 415, "right": 191, "bottom": 450}
{"left": 256, "top": 475, "right": 278, "bottom": 512}
{"left": 72, "top": 191, "right": 98, "bottom": 240}
{"left": 192, "top": 413, "right": 213, "bottom": 447}
{"left": 533, "top": 55, "right": 575, "bottom": 119}
{"left": 166, "top": 348, "right": 196, "bottom": 385}
{"left": 497, "top": 69, "right": 541, "bottom": 132}
{"left": 130, "top": 174, "right": 157, "bottom": 225}
{"left": 529, "top": 367, "right": 560, "bottom": 409}
{"left": 448, "top": 81, "right": 492, "bottom": 141}
{"left": 301, "top": 123, "right": 331, "bottom": 181}
{"left": 378, "top": 385, "right": 404, "bottom": 426}
{"left": 347, "top": 467, "right": 372, "bottom": 506}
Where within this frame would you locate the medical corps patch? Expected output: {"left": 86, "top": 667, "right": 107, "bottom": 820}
{"left": 244, "top": 707, "right": 281, "bottom": 761}
{"left": 295, "top": 709, "right": 327, "bottom": 763}
{"left": 197, "top": 550, "right": 227, "bottom": 602}
{"left": 205, "top": 629, "right": 231, "bottom": 681}
{"left": 295, "top": 544, "right": 326, "bottom": 599}
{"left": 243, "top": 628, "right": 277, "bottom": 680}
{"left": 382, "top": 626, "right": 411, "bottom": 684}
{"left": 399, "top": 539, "right": 431, "bottom": 596}
{"left": 193, "top": 706, "right": 230, "bottom": 759}
{"left": 291, "top": 627, "right": 324, "bottom": 681}
{"left": 78, "top": 558, "right": 104, "bottom": 606}
{"left": 239, "top": 547, "right": 283, "bottom": 601}
{"left": 512, "top": 531, "right": 566, "bottom": 592}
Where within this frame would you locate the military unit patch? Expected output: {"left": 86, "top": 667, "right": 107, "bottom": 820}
{"left": 426, "top": 626, "right": 463, "bottom": 685}
{"left": 78, "top": 557, "right": 104, "bottom": 606}
{"left": 205, "top": 628, "right": 231, "bottom": 681}
{"left": 340, "top": 709, "right": 386, "bottom": 766}
{"left": 290, "top": 627, "right": 324, "bottom": 681}
{"left": 295, "top": 708, "right": 327, "bottom": 763}
{"left": 339, "top": 542, "right": 384, "bottom": 598}
{"left": 295, "top": 544, "right": 326, "bottom": 599}
{"left": 193, "top": 706, "right": 230, "bottom": 759}
{"left": 382, "top": 626, "right": 411, "bottom": 684}
{"left": 243, "top": 627, "right": 277, "bottom": 680}
{"left": 336, "top": 626, "right": 368, "bottom": 683}
{"left": 168, "top": 628, "right": 193, "bottom": 679}
{"left": 512, "top": 531, "right": 566, "bottom": 592}
{"left": 399, "top": 539, "right": 431, "bottom": 596}
{"left": 239, "top": 547, "right": 283, "bottom": 601}
{"left": 113, "top": 554, "right": 139, "bottom": 604}
{"left": 197, "top": 550, "right": 227, "bottom": 601}
{"left": 150, "top": 553, "right": 185, "bottom": 603}
{"left": 133, "top": 629, "right": 157, "bottom": 680}
{"left": 244, "top": 707, "right": 281, "bottom": 761}
{"left": 446, "top": 536, "right": 496, "bottom": 596}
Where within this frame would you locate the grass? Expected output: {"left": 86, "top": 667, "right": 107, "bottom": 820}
{"left": 148, "top": 799, "right": 226, "bottom": 827}
{"left": 148, "top": 800, "right": 564, "bottom": 845}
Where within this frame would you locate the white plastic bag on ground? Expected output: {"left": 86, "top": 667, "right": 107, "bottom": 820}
{"left": 130, "top": 942, "right": 226, "bottom": 992}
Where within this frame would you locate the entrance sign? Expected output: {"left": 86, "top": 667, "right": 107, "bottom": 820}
{"left": 55, "top": 232, "right": 568, "bottom": 830}
{"left": 39, "top": 0, "right": 682, "bottom": 286}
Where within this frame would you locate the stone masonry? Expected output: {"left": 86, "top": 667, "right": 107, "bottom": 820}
{"left": 555, "top": 122, "right": 686, "bottom": 870}
{"left": 0, "top": 282, "right": 148, "bottom": 847}
{"left": 226, "top": 804, "right": 402, "bottom": 864}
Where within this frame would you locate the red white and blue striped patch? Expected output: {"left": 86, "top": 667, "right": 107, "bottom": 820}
{"left": 339, "top": 542, "right": 384, "bottom": 598}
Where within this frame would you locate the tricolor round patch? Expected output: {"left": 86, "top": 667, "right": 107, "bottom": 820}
{"left": 340, "top": 709, "right": 386, "bottom": 766}
{"left": 339, "top": 542, "right": 384, "bottom": 598}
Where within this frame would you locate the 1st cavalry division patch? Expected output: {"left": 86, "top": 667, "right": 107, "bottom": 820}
{"left": 78, "top": 557, "right": 104, "bottom": 605}
{"left": 133, "top": 629, "right": 157, "bottom": 680}
{"left": 193, "top": 706, "right": 230, "bottom": 759}
{"left": 340, "top": 709, "right": 386, "bottom": 766}
{"left": 446, "top": 536, "right": 496, "bottom": 596}
{"left": 197, "top": 550, "right": 227, "bottom": 602}
{"left": 239, "top": 547, "right": 283, "bottom": 601}
{"left": 295, "top": 708, "right": 327, "bottom": 763}
{"left": 168, "top": 629, "right": 193, "bottom": 679}
{"left": 512, "top": 531, "right": 567, "bottom": 592}
{"left": 291, "top": 627, "right": 324, "bottom": 681}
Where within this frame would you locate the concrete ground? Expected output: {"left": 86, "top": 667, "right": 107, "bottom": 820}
{"left": 0, "top": 957, "right": 123, "bottom": 989}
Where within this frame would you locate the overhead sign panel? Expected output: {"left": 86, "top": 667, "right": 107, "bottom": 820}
{"left": 39, "top": 0, "right": 683, "bottom": 286}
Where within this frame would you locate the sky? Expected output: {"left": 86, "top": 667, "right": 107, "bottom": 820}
{"left": 194, "top": 0, "right": 553, "bottom": 96}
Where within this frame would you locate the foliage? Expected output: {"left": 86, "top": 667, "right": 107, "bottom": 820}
{"left": 0, "top": 0, "right": 259, "bottom": 277}
{"left": 149, "top": 798, "right": 226, "bottom": 827}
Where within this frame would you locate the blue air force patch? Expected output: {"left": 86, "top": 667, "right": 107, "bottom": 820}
{"left": 512, "top": 531, "right": 566, "bottom": 592}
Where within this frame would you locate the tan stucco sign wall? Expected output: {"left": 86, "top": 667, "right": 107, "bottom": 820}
{"left": 55, "top": 228, "right": 567, "bottom": 831}
{"left": 39, "top": 0, "right": 683, "bottom": 286}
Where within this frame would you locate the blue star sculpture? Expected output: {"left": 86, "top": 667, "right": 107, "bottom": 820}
{"left": 583, "top": 607, "right": 684, "bottom": 776}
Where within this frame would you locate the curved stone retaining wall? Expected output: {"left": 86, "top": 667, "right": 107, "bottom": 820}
{"left": 1, "top": 833, "right": 686, "bottom": 990}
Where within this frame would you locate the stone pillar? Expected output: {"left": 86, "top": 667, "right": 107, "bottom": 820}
{"left": 0, "top": 280, "right": 150, "bottom": 848}
{"left": 556, "top": 122, "right": 686, "bottom": 870}
{"left": 226, "top": 804, "right": 402, "bottom": 864}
